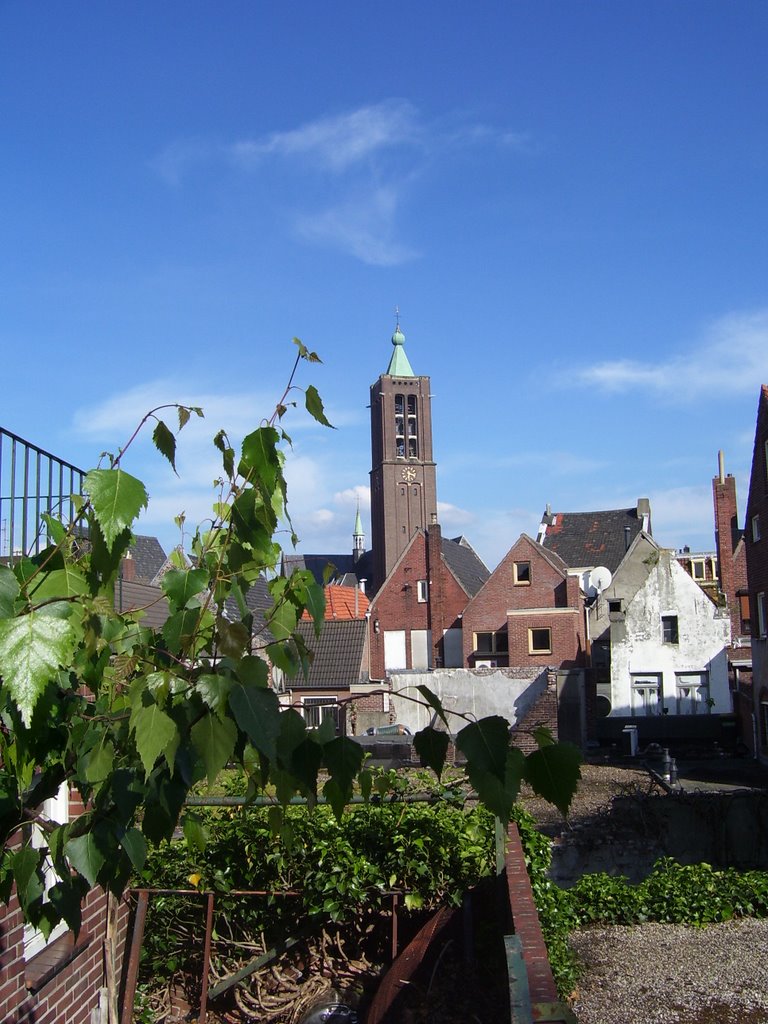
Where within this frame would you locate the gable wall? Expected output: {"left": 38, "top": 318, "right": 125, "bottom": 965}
{"left": 745, "top": 389, "right": 768, "bottom": 760}
{"left": 368, "top": 533, "right": 469, "bottom": 679}
{"left": 462, "top": 536, "right": 583, "bottom": 668}
{"left": 609, "top": 552, "right": 731, "bottom": 717}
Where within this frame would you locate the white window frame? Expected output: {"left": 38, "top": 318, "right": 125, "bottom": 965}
{"left": 691, "top": 559, "right": 705, "bottom": 581}
{"left": 753, "top": 515, "right": 762, "bottom": 542}
{"left": 675, "top": 672, "right": 710, "bottom": 715}
{"left": 302, "top": 697, "right": 338, "bottom": 731}
{"left": 630, "top": 673, "right": 662, "bottom": 717}
{"left": 416, "top": 579, "right": 428, "bottom": 603}
{"left": 758, "top": 592, "right": 767, "bottom": 639}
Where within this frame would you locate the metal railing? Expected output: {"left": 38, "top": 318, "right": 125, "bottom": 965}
{"left": 0, "top": 428, "right": 85, "bottom": 562}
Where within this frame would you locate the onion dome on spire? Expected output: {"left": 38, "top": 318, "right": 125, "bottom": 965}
{"left": 386, "top": 312, "right": 415, "bottom": 376}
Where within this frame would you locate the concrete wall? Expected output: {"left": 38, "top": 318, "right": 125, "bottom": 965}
{"left": 387, "top": 667, "right": 547, "bottom": 735}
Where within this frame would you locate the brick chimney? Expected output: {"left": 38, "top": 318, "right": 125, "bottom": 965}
{"left": 121, "top": 552, "right": 136, "bottom": 582}
{"left": 712, "top": 450, "right": 739, "bottom": 635}
{"left": 426, "top": 515, "right": 446, "bottom": 668}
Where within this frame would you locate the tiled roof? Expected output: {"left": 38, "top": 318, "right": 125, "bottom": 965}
{"left": 442, "top": 536, "right": 490, "bottom": 596}
{"left": 293, "top": 619, "right": 368, "bottom": 689}
{"left": 541, "top": 508, "right": 646, "bottom": 573}
{"left": 114, "top": 579, "right": 170, "bottom": 630}
{"left": 301, "top": 585, "right": 370, "bottom": 621}
{"left": 127, "top": 535, "right": 168, "bottom": 583}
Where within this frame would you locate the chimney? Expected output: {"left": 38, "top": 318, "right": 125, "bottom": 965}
{"left": 121, "top": 552, "right": 135, "bottom": 582}
{"left": 426, "top": 519, "right": 445, "bottom": 668}
{"left": 712, "top": 450, "right": 739, "bottom": 635}
{"left": 624, "top": 525, "right": 631, "bottom": 551}
{"left": 636, "top": 498, "right": 651, "bottom": 534}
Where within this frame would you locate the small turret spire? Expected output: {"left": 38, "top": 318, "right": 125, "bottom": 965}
{"left": 353, "top": 498, "right": 365, "bottom": 562}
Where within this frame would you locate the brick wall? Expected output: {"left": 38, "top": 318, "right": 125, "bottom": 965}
{"left": 745, "top": 387, "right": 768, "bottom": 758}
{"left": 0, "top": 888, "right": 130, "bottom": 1024}
{"left": 462, "top": 535, "right": 586, "bottom": 669}
{"left": 368, "top": 529, "right": 471, "bottom": 679}
{"left": 510, "top": 671, "right": 559, "bottom": 752}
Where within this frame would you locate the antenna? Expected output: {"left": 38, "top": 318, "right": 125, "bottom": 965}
{"left": 586, "top": 566, "right": 612, "bottom": 597}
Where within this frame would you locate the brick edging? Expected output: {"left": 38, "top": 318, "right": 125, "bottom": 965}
{"left": 505, "top": 821, "right": 559, "bottom": 1005}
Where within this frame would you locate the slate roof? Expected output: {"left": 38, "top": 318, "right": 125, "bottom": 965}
{"left": 293, "top": 619, "right": 368, "bottom": 689}
{"left": 282, "top": 550, "right": 375, "bottom": 590}
{"left": 114, "top": 579, "right": 169, "bottom": 630}
{"left": 127, "top": 535, "right": 168, "bottom": 583}
{"left": 540, "top": 508, "right": 646, "bottom": 573}
{"left": 442, "top": 536, "right": 490, "bottom": 596}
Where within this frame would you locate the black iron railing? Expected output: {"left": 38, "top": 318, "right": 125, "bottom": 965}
{"left": 0, "top": 428, "right": 85, "bottom": 562}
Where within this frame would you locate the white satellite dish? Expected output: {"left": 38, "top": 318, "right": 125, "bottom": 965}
{"left": 588, "top": 566, "right": 613, "bottom": 595}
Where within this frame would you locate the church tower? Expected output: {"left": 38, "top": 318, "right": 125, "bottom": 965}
{"left": 369, "top": 320, "right": 438, "bottom": 591}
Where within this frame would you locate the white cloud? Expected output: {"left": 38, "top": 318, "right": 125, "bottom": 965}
{"left": 152, "top": 101, "right": 527, "bottom": 265}
{"left": 334, "top": 485, "right": 371, "bottom": 510}
{"left": 229, "top": 100, "right": 419, "bottom": 173}
{"left": 295, "top": 187, "right": 418, "bottom": 266}
{"left": 573, "top": 309, "right": 768, "bottom": 400}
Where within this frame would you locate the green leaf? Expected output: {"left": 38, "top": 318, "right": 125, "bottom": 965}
{"left": 240, "top": 427, "right": 281, "bottom": 490}
{"left": 305, "top": 384, "right": 334, "bottom": 428}
{"left": 235, "top": 655, "right": 268, "bottom": 687}
{"left": 28, "top": 564, "right": 88, "bottom": 604}
{"left": 0, "top": 567, "right": 20, "bottom": 619}
{"left": 416, "top": 685, "right": 450, "bottom": 729}
{"left": 178, "top": 406, "right": 191, "bottom": 431}
{"left": 152, "top": 420, "right": 177, "bottom": 473}
{"left": 120, "top": 828, "right": 147, "bottom": 871}
{"left": 323, "top": 736, "right": 364, "bottom": 810}
{"left": 182, "top": 812, "right": 208, "bottom": 853}
{"left": 524, "top": 742, "right": 582, "bottom": 818}
{"left": 84, "top": 468, "right": 148, "bottom": 549}
{"left": 191, "top": 713, "right": 237, "bottom": 787}
{"left": 228, "top": 683, "right": 281, "bottom": 762}
{"left": 161, "top": 568, "right": 209, "bottom": 609}
{"left": 322, "top": 777, "right": 347, "bottom": 821}
{"left": 287, "top": 738, "right": 322, "bottom": 798}
{"left": 0, "top": 612, "right": 78, "bottom": 726}
{"left": 65, "top": 832, "right": 106, "bottom": 887}
{"left": 11, "top": 847, "right": 44, "bottom": 911}
{"left": 465, "top": 748, "right": 525, "bottom": 824}
{"left": 455, "top": 716, "right": 510, "bottom": 783}
{"left": 85, "top": 740, "right": 115, "bottom": 785}
{"left": 413, "top": 727, "right": 449, "bottom": 778}
{"left": 195, "top": 673, "right": 233, "bottom": 712}
{"left": 162, "top": 608, "right": 203, "bottom": 655}
{"left": 131, "top": 703, "right": 178, "bottom": 777}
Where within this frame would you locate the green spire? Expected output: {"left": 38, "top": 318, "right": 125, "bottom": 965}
{"left": 354, "top": 502, "right": 363, "bottom": 537}
{"left": 386, "top": 322, "right": 415, "bottom": 376}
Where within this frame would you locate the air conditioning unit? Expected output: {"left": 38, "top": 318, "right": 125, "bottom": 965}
{"left": 475, "top": 660, "right": 497, "bottom": 669}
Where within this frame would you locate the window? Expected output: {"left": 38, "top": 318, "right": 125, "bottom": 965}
{"left": 528, "top": 627, "right": 552, "bottom": 655}
{"left": 631, "top": 673, "right": 661, "bottom": 717}
{"left": 758, "top": 593, "right": 767, "bottom": 638}
{"left": 474, "top": 629, "right": 508, "bottom": 655}
{"left": 661, "top": 615, "right": 679, "bottom": 644}
{"left": 406, "top": 395, "right": 418, "bottom": 458}
{"left": 608, "top": 599, "right": 622, "bottom": 614}
{"left": 303, "top": 697, "right": 339, "bottom": 731}
{"left": 416, "top": 579, "right": 428, "bottom": 603}
{"left": 513, "top": 561, "right": 531, "bottom": 585}
{"left": 675, "top": 672, "right": 710, "bottom": 714}
{"left": 24, "top": 784, "right": 70, "bottom": 960}
{"left": 394, "top": 394, "right": 405, "bottom": 458}
{"left": 739, "top": 593, "right": 752, "bottom": 635}
{"left": 753, "top": 515, "right": 762, "bottom": 542}
{"left": 691, "top": 560, "right": 705, "bottom": 581}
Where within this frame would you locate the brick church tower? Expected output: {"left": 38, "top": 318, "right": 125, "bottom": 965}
{"left": 369, "top": 321, "right": 438, "bottom": 592}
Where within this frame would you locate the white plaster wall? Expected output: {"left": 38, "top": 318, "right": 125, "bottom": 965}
{"left": 609, "top": 551, "right": 731, "bottom": 716}
{"left": 387, "top": 669, "right": 546, "bottom": 735}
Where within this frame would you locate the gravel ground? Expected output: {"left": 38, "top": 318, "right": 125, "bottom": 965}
{"left": 569, "top": 919, "right": 768, "bottom": 1024}
{"left": 521, "top": 761, "right": 768, "bottom": 1024}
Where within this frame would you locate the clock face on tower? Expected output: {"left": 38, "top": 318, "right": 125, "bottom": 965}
{"left": 401, "top": 466, "right": 417, "bottom": 482}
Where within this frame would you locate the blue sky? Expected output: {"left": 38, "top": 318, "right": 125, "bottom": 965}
{"left": 2, "top": 2, "right": 767, "bottom": 571}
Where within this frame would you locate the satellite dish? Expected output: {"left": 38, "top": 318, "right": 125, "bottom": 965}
{"left": 589, "top": 566, "right": 613, "bottom": 595}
